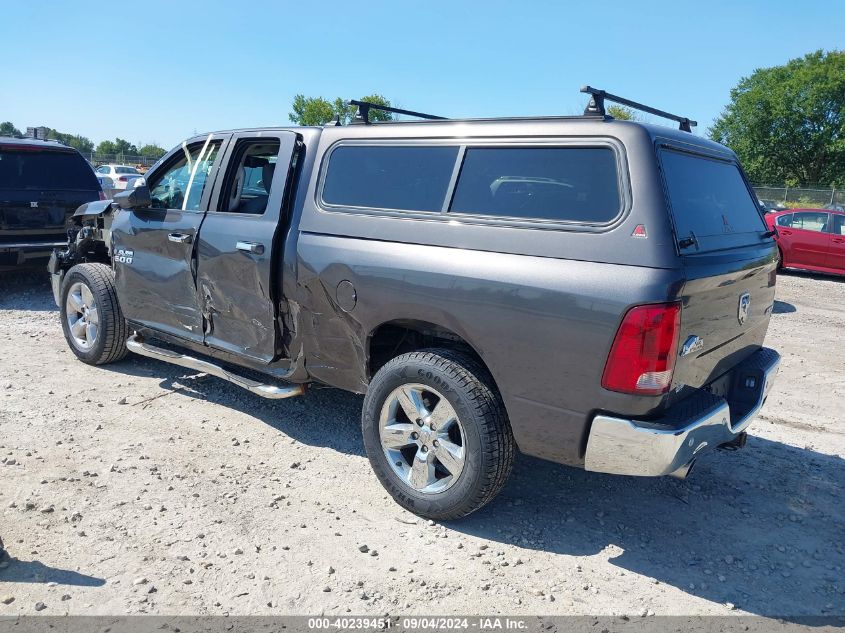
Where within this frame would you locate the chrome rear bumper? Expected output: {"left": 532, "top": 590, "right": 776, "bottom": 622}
{"left": 585, "top": 347, "right": 780, "bottom": 477}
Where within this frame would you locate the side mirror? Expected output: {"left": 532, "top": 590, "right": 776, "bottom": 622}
{"left": 114, "top": 185, "right": 152, "bottom": 210}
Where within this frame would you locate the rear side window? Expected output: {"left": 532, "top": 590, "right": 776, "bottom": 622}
{"left": 790, "top": 211, "right": 829, "bottom": 232}
{"left": 0, "top": 149, "right": 99, "bottom": 191}
{"left": 450, "top": 147, "right": 621, "bottom": 224}
{"left": 776, "top": 213, "right": 793, "bottom": 227}
{"left": 322, "top": 145, "right": 458, "bottom": 212}
{"left": 218, "top": 139, "right": 282, "bottom": 215}
{"left": 660, "top": 149, "right": 766, "bottom": 252}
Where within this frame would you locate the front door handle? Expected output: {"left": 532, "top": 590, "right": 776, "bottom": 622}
{"left": 833, "top": 238, "right": 845, "bottom": 244}
{"left": 236, "top": 241, "right": 265, "bottom": 255}
{"left": 168, "top": 232, "right": 192, "bottom": 244}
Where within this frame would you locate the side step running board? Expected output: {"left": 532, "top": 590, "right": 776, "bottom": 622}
{"left": 126, "top": 334, "right": 306, "bottom": 400}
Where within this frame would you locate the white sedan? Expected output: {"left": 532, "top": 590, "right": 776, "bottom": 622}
{"left": 94, "top": 164, "right": 143, "bottom": 196}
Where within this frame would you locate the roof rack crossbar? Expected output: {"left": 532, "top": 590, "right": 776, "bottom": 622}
{"left": 580, "top": 85, "right": 697, "bottom": 133}
{"left": 349, "top": 100, "right": 447, "bottom": 124}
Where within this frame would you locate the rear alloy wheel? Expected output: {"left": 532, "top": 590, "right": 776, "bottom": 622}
{"left": 379, "top": 383, "right": 467, "bottom": 494}
{"left": 60, "top": 263, "right": 129, "bottom": 365}
{"left": 362, "top": 349, "right": 515, "bottom": 520}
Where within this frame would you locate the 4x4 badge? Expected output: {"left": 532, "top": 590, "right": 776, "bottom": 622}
{"left": 680, "top": 335, "right": 704, "bottom": 357}
{"left": 738, "top": 293, "right": 751, "bottom": 325}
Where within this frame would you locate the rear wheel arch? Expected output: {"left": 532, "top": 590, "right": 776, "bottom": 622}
{"left": 367, "top": 319, "right": 498, "bottom": 386}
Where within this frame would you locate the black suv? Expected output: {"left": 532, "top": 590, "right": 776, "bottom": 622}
{"left": 0, "top": 137, "right": 102, "bottom": 272}
{"left": 48, "top": 88, "right": 781, "bottom": 519}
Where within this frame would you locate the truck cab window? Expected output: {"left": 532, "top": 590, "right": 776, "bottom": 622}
{"left": 220, "top": 140, "right": 281, "bottom": 215}
{"left": 148, "top": 141, "right": 221, "bottom": 211}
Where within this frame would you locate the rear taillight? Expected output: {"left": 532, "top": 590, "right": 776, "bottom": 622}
{"left": 601, "top": 302, "right": 681, "bottom": 395}
{"left": 98, "top": 190, "right": 106, "bottom": 200}
{"left": 118, "top": 176, "right": 129, "bottom": 182}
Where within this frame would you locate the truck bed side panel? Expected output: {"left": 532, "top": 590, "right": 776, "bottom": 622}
{"left": 295, "top": 232, "right": 684, "bottom": 466}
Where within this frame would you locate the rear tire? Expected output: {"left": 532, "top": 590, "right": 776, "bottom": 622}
{"left": 362, "top": 348, "right": 515, "bottom": 520}
{"left": 777, "top": 247, "right": 785, "bottom": 271}
{"left": 60, "top": 263, "right": 129, "bottom": 365}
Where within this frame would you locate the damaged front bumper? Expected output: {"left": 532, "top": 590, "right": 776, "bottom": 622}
{"left": 584, "top": 347, "right": 780, "bottom": 477}
{"left": 47, "top": 249, "right": 66, "bottom": 307}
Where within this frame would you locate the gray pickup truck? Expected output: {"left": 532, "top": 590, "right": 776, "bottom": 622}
{"left": 49, "top": 87, "right": 780, "bottom": 519}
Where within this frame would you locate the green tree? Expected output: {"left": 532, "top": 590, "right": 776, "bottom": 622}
{"left": 96, "top": 140, "right": 117, "bottom": 155}
{"left": 289, "top": 95, "right": 337, "bottom": 126}
{"left": 96, "top": 138, "right": 138, "bottom": 156}
{"left": 607, "top": 105, "right": 638, "bottom": 121}
{"left": 138, "top": 144, "right": 167, "bottom": 160}
{"left": 0, "top": 121, "right": 22, "bottom": 137}
{"left": 333, "top": 94, "right": 394, "bottom": 124}
{"left": 709, "top": 50, "right": 845, "bottom": 186}
{"left": 113, "top": 138, "right": 138, "bottom": 155}
{"left": 289, "top": 93, "right": 394, "bottom": 126}
{"left": 64, "top": 135, "right": 94, "bottom": 154}
{"left": 45, "top": 128, "right": 94, "bottom": 153}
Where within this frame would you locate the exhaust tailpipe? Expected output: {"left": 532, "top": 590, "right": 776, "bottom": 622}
{"left": 718, "top": 431, "right": 748, "bottom": 452}
{"left": 669, "top": 460, "right": 695, "bottom": 480}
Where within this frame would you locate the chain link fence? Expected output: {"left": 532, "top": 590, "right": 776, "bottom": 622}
{"left": 80, "top": 153, "right": 161, "bottom": 171}
{"left": 752, "top": 184, "right": 844, "bottom": 210}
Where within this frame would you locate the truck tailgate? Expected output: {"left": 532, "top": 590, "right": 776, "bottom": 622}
{"left": 670, "top": 247, "right": 777, "bottom": 395}
{"left": 657, "top": 146, "right": 777, "bottom": 399}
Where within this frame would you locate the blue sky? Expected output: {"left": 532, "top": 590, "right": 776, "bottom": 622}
{"left": 1, "top": 0, "right": 843, "bottom": 150}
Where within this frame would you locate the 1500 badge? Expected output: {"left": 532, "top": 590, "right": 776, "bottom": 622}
{"left": 115, "top": 248, "right": 134, "bottom": 265}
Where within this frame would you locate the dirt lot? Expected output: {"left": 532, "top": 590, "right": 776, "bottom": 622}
{"left": 0, "top": 271, "right": 842, "bottom": 617}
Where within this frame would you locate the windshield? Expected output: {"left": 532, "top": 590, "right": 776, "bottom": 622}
{"left": 0, "top": 149, "right": 100, "bottom": 191}
{"left": 660, "top": 149, "right": 766, "bottom": 253}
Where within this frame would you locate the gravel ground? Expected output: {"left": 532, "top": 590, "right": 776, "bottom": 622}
{"left": 0, "top": 270, "right": 842, "bottom": 618}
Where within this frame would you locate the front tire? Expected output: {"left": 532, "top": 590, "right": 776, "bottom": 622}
{"left": 362, "top": 349, "right": 515, "bottom": 520}
{"left": 60, "top": 263, "right": 129, "bottom": 365}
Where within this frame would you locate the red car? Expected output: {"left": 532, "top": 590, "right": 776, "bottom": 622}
{"left": 766, "top": 208, "right": 845, "bottom": 277}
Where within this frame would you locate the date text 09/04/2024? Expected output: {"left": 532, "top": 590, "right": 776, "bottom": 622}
{"left": 307, "top": 617, "right": 528, "bottom": 630}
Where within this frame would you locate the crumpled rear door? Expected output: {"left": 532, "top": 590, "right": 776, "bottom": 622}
{"left": 195, "top": 131, "right": 298, "bottom": 363}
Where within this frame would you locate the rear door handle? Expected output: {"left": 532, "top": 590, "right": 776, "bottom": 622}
{"left": 833, "top": 238, "right": 845, "bottom": 244}
{"left": 168, "top": 232, "right": 192, "bottom": 244}
{"left": 236, "top": 241, "right": 265, "bottom": 255}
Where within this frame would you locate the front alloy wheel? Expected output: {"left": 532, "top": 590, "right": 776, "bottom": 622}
{"left": 65, "top": 281, "right": 100, "bottom": 351}
{"left": 59, "top": 263, "right": 129, "bottom": 365}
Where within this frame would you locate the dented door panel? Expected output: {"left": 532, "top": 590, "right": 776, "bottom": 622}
{"left": 195, "top": 131, "right": 298, "bottom": 363}
{"left": 112, "top": 207, "right": 206, "bottom": 341}
{"left": 196, "top": 214, "right": 278, "bottom": 360}
{"left": 110, "top": 134, "right": 230, "bottom": 343}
